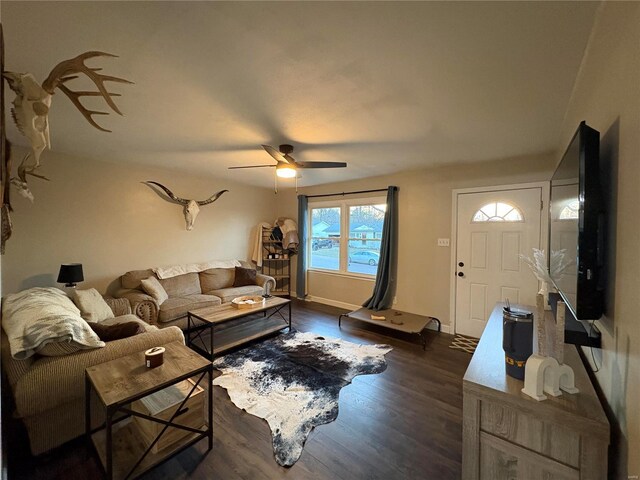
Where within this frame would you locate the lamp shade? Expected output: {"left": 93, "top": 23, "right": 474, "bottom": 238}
{"left": 276, "top": 164, "right": 297, "bottom": 178}
{"left": 57, "top": 263, "right": 84, "bottom": 286}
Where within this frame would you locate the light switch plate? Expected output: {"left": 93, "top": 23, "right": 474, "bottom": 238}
{"left": 437, "top": 238, "right": 450, "bottom": 247}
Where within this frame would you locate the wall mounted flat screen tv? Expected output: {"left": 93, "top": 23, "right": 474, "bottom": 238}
{"left": 549, "top": 121, "right": 604, "bottom": 347}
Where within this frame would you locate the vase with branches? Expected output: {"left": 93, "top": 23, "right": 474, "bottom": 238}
{"left": 520, "top": 248, "right": 573, "bottom": 307}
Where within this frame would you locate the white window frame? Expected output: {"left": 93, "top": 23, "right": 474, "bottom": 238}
{"left": 308, "top": 196, "right": 386, "bottom": 279}
{"left": 471, "top": 201, "right": 524, "bottom": 223}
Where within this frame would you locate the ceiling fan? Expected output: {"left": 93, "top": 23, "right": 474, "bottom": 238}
{"left": 229, "top": 144, "right": 347, "bottom": 178}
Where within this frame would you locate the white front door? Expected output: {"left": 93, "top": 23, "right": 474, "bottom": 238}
{"left": 455, "top": 188, "right": 542, "bottom": 338}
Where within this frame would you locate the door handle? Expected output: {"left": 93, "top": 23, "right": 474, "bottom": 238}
{"left": 457, "top": 272, "right": 464, "bottom": 277}
{"left": 458, "top": 262, "right": 464, "bottom": 267}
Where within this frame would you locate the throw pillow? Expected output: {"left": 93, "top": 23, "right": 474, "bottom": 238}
{"left": 233, "top": 266, "right": 257, "bottom": 287}
{"left": 72, "top": 288, "right": 114, "bottom": 322}
{"left": 200, "top": 268, "right": 235, "bottom": 292}
{"left": 1, "top": 287, "right": 105, "bottom": 359}
{"left": 140, "top": 276, "right": 169, "bottom": 305}
{"left": 87, "top": 321, "right": 145, "bottom": 342}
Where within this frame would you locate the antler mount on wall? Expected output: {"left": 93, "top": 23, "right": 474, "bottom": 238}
{"left": 2, "top": 51, "right": 132, "bottom": 201}
{"left": 0, "top": 45, "right": 132, "bottom": 254}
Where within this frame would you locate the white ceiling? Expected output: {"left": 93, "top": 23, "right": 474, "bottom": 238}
{"left": 2, "top": 1, "right": 597, "bottom": 188}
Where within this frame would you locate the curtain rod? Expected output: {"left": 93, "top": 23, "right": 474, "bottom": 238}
{"left": 304, "top": 188, "right": 389, "bottom": 199}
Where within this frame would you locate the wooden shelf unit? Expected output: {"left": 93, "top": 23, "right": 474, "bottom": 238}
{"left": 260, "top": 226, "right": 291, "bottom": 296}
{"left": 91, "top": 419, "right": 204, "bottom": 480}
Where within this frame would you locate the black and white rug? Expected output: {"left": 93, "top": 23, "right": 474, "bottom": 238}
{"left": 212, "top": 331, "right": 392, "bottom": 467}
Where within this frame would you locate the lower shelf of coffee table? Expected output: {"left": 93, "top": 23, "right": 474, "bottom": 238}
{"left": 190, "top": 315, "right": 289, "bottom": 357}
{"left": 91, "top": 417, "right": 207, "bottom": 480}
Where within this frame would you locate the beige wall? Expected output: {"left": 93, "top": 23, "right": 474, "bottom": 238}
{"left": 1, "top": 148, "right": 276, "bottom": 295}
{"left": 559, "top": 3, "right": 639, "bottom": 477}
{"left": 276, "top": 152, "right": 556, "bottom": 327}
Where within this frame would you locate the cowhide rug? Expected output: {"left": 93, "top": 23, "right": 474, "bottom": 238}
{"left": 212, "top": 331, "right": 392, "bottom": 467}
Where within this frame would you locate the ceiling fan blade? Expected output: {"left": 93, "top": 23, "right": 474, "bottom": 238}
{"left": 283, "top": 153, "right": 297, "bottom": 164}
{"left": 228, "top": 165, "right": 276, "bottom": 169}
{"left": 261, "top": 145, "right": 289, "bottom": 164}
{"left": 296, "top": 161, "right": 347, "bottom": 169}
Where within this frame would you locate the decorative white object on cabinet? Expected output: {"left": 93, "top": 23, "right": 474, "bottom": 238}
{"left": 522, "top": 295, "right": 578, "bottom": 401}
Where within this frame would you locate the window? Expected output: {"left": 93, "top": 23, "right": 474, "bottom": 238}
{"left": 472, "top": 202, "right": 523, "bottom": 222}
{"left": 309, "top": 198, "right": 386, "bottom": 277}
{"left": 310, "top": 207, "right": 340, "bottom": 270}
{"left": 559, "top": 200, "right": 579, "bottom": 220}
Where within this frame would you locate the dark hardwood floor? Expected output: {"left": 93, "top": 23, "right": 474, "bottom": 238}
{"left": 4, "top": 300, "right": 471, "bottom": 480}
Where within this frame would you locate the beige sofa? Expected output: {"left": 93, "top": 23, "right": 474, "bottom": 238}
{"left": 1, "top": 297, "right": 184, "bottom": 455}
{"left": 115, "top": 260, "right": 275, "bottom": 329}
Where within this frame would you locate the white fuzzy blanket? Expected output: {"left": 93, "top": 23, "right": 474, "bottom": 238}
{"left": 2, "top": 287, "right": 105, "bottom": 359}
{"left": 153, "top": 259, "right": 241, "bottom": 279}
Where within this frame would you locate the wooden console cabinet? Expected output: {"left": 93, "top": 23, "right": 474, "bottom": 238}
{"left": 462, "top": 304, "right": 609, "bottom": 480}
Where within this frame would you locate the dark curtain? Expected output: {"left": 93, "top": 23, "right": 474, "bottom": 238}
{"left": 296, "top": 194, "right": 308, "bottom": 299}
{"left": 363, "top": 186, "right": 398, "bottom": 310}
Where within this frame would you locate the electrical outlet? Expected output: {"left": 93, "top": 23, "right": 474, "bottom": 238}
{"left": 437, "top": 238, "right": 450, "bottom": 247}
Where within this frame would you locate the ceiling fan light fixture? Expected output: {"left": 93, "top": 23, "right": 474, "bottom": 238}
{"left": 276, "top": 164, "right": 297, "bottom": 178}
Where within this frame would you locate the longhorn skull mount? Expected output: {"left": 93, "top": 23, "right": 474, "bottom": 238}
{"left": 143, "top": 181, "right": 229, "bottom": 231}
{"left": 2, "top": 51, "right": 133, "bottom": 201}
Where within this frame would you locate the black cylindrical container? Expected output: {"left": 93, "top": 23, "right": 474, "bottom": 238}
{"left": 502, "top": 308, "right": 533, "bottom": 380}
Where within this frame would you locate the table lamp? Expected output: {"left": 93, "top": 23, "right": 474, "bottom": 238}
{"left": 57, "top": 263, "right": 84, "bottom": 288}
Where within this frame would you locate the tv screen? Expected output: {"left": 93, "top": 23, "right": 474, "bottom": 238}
{"left": 549, "top": 121, "right": 603, "bottom": 346}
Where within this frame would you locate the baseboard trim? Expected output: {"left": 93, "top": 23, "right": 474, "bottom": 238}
{"left": 300, "top": 294, "right": 452, "bottom": 334}
{"left": 305, "top": 295, "right": 361, "bottom": 312}
{"left": 435, "top": 324, "right": 452, "bottom": 334}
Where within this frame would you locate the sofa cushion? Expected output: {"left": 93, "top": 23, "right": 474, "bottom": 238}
{"left": 158, "top": 272, "right": 201, "bottom": 298}
{"left": 199, "top": 268, "right": 235, "bottom": 292}
{"left": 152, "top": 316, "right": 189, "bottom": 331}
{"left": 121, "top": 269, "right": 154, "bottom": 289}
{"left": 158, "top": 294, "right": 221, "bottom": 323}
{"left": 233, "top": 267, "right": 257, "bottom": 287}
{"left": 205, "top": 285, "right": 264, "bottom": 304}
{"left": 72, "top": 288, "right": 114, "bottom": 323}
{"left": 140, "top": 277, "right": 169, "bottom": 305}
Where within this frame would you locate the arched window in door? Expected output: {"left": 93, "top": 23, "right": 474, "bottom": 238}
{"left": 472, "top": 202, "right": 523, "bottom": 222}
{"left": 559, "top": 200, "right": 579, "bottom": 220}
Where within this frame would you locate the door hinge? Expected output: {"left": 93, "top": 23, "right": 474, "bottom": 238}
{"left": 540, "top": 200, "right": 544, "bottom": 210}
